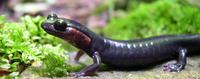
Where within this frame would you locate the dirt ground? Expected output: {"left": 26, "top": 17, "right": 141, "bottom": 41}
{"left": 21, "top": 52, "right": 200, "bottom": 79}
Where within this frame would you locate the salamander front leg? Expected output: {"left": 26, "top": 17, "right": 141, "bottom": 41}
{"left": 163, "top": 48, "right": 187, "bottom": 72}
{"left": 74, "top": 50, "right": 85, "bottom": 62}
{"left": 73, "top": 51, "right": 101, "bottom": 77}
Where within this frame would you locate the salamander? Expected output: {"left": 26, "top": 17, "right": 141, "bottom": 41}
{"left": 41, "top": 14, "right": 200, "bottom": 77}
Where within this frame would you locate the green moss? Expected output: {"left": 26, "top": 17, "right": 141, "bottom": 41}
{"left": 0, "top": 15, "right": 73, "bottom": 77}
{"left": 32, "top": 45, "right": 71, "bottom": 77}
{"left": 103, "top": 0, "right": 200, "bottom": 40}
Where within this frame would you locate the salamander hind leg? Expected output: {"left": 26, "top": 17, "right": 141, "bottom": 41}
{"left": 163, "top": 48, "right": 187, "bottom": 72}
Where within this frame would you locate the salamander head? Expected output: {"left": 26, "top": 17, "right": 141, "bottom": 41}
{"left": 41, "top": 14, "right": 91, "bottom": 47}
{"left": 42, "top": 14, "right": 74, "bottom": 36}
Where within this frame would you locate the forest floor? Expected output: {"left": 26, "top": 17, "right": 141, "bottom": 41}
{"left": 21, "top": 52, "right": 200, "bottom": 79}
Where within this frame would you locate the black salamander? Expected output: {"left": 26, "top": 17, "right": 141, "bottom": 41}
{"left": 41, "top": 14, "right": 200, "bottom": 77}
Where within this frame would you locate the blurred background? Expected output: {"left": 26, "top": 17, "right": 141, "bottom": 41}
{"left": 0, "top": 0, "right": 200, "bottom": 78}
{"left": 1, "top": 0, "right": 200, "bottom": 39}
{"left": 1, "top": 0, "right": 108, "bottom": 27}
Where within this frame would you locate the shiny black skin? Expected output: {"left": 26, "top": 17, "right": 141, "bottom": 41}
{"left": 101, "top": 35, "right": 200, "bottom": 66}
{"left": 42, "top": 14, "right": 200, "bottom": 77}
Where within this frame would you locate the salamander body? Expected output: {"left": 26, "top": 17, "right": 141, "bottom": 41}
{"left": 41, "top": 14, "right": 200, "bottom": 77}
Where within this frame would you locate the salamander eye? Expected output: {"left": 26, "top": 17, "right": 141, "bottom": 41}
{"left": 47, "top": 14, "right": 58, "bottom": 20}
{"left": 54, "top": 19, "right": 67, "bottom": 31}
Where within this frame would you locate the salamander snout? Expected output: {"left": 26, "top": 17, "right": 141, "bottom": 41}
{"left": 41, "top": 22, "right": 50, "bottom": 29}
{"left": 42, "top": 14, "right": 81, "bottom": 37}
{"left": 42, "top": 14, "right": 67, "bottom": 31}
{"left": 41, "top": 14, "right": 58, "bottom": 30}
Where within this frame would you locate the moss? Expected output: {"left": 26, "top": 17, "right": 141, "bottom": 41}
{"left": 103, "top": 0, "right": 200, "bottom": 40}
{"left": 0, "top": 15, "right": 73, "bottom": 77}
